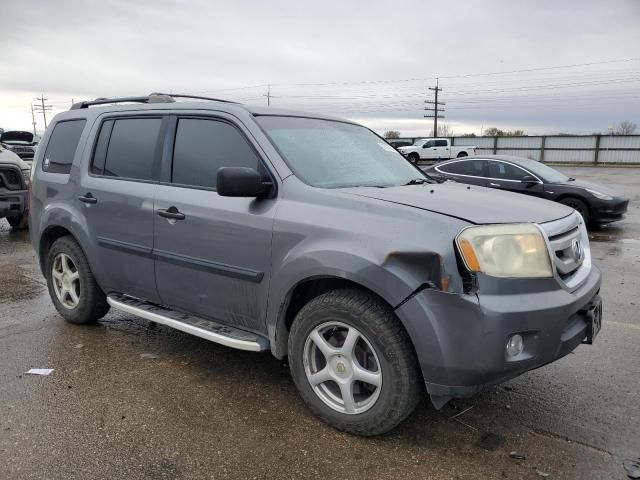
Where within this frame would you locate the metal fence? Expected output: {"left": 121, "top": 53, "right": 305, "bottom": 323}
{"left": 390, "top": 135, "right": 640, "bottom": 165}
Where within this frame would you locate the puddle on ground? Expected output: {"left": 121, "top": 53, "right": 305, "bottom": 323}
{"left": 0, "top": 268, "right": 46, "bottom": 302}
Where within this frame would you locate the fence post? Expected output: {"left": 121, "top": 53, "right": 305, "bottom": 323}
{"left": 594, "top": 134, "right": 600, "bottom": 165}
{"left": 493, "top": 136, "right": 498, "bottom": 154}
{"left": 540, "top": 136, "right": 546, "bottom": 163}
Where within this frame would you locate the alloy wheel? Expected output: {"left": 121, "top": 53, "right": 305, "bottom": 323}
{"left": 303, "top": 321, "right": 382, "bottom": 414}
{"left": 51, "top": 253, "right": 81, "bottom": 309}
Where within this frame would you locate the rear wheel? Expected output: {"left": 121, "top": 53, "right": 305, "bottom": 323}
{"left": 456, "top": 151, "right": 468, "bottom": 158}
{"left": 46, "top": 236, "right": 110, "bottom": 324}
{"left": 288, "top": 288, "right": 421, "bottom": 436}
{"left": 559, "top": 197, "right": 591, "bottom": 225}
{"left": 408, "top": 153, "right": 420, "bottom": 164}
{"left": 7, "top": 212, "right": 28, "bottom": 230}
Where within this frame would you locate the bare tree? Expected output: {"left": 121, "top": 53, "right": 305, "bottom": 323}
{"left": 431, "top": 123, "right": 454, "bottom": 137}
{"left": 483, "top": 127, "right": 525, "bottom": 137}
{"left": 615, "top": 120, "right": 637, "bottom": 135}
{"left": 383, "top": 130, "right": 401, "bottom": 139}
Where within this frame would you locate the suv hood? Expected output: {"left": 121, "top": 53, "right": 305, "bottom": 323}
{"left": 0, "top": 131, "right": 34, "bottom": 144}
{"left": 341, "top": 181, "right": 573, "bottom": 225}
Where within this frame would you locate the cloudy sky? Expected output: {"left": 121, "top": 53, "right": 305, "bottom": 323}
{"left": 1, "top": 0, "right": 639, "bottom": 136}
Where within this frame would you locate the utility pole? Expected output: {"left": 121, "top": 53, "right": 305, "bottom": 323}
{"left": 30, "top": 104, "right": 38, "bottom": 136}
{"left": 424, "top": 78, "right": 445, "bottom": 136}
{"left": 34, "top": 94, "right": 52, "bottom": 129}
{"left": 263, "top": 84, "right": 277, "bottom": 107}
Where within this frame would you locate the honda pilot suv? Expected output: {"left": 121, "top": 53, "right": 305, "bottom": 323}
{"left": 30, "top": 94, "right": 602, "bottom": 435}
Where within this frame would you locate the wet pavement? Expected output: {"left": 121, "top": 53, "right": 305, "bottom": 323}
{"left": 1, "top": 166, "right": 638, "bottom": 479}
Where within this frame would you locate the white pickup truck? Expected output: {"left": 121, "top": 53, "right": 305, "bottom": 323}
{"left": 397, "top": 138, "right": 477, "bottom": 163}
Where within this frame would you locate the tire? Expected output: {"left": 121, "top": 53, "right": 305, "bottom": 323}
{"left": 408, "top": 153, "right": 420, "bottom": 164}
{"left": 559, "top": 197, "right": 591, "bottom": 226}
{"left": 288, "top": 287, "right": 421, "bottom": 436}
{"left": 46, "top": 236, "right": 110, "bottom": 324}
{"left": 7, "top": 212, "right": 29, "bottom": 230}
{"left": 456, "top": 151, "right": 468, "bottom": 158}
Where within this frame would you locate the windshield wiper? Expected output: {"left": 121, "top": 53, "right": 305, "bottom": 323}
{"left": 568, "top": 177, "right": 575, "bottom": 181}
{"left": 403, "top": 178, "right": 429, "bottom": 186}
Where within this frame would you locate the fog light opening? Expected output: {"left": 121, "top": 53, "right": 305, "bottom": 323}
{"left": 506, "top": 334, "right": 524, "bottom": 359}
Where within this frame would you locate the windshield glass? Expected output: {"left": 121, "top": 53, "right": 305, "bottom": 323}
{"left": 514, "top": 158, "right": 570, "bottom": 183}
{"left": 256, "top": 116, "right": 426, "bottom": 188}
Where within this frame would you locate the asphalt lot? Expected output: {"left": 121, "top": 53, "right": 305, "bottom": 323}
{"left": 1, "top": 166, "right": 638, "bottom": 480}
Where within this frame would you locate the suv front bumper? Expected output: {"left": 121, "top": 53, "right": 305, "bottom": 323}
{"left": 394, "top": 265, "right": 601, "bottom": 405}
{"left": 0, "top": 190, "right": 27, "bottom": 219}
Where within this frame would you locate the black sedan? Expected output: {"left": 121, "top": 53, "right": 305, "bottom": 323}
{"left": 423, "top": 155, "right": 628, "bottom": 226}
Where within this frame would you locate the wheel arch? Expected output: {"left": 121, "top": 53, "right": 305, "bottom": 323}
{"left": 555, "top": 193, "right": 592, "bottom": 218}
{"left": 269, "top": 272, "right": 421, "bottom": 365}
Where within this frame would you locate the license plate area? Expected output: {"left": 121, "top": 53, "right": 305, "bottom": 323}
{"left": 582, "top": 295, "right": 602, "bottom": 345}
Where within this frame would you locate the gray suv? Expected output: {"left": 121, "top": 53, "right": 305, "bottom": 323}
{"left": 30, "top": 94, "right": 602, "bottom": 435}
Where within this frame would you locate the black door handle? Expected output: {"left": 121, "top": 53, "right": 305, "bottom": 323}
{"left": 157, "top": 207, "right": 185, "bottom": 220}
{"left": 78, "top": 193, "right": 97, "bottom": 204}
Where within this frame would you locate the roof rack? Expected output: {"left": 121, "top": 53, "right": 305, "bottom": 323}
{"left": 70, "top": 92, "right": 238, "bottom": 110}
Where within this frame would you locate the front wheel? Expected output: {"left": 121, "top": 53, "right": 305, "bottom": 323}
{"left": 288, "top": 288, "right": 421, "bottom": 436}
{"left": 559, "top": 197, "right": 591, "bottom": 225}
{"left": 408, "top": 153, "right": 420, "bottom": 164}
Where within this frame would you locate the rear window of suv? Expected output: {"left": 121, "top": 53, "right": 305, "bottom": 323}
{"left": 42, "top": 119, "right": 87, "bottom": 174}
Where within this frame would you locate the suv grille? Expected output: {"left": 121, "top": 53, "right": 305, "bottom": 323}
{"left": 540, "top": 212, "right": 591, "bottom": 290}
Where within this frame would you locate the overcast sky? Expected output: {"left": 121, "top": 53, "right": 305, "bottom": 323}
{"left": 1, "top": 0, "right": 639, "bottom": 136}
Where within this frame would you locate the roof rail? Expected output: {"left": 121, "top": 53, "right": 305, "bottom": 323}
{"left": 151, "top": 93, "right": 239, "bottom": 104}
{"left": 70, "top": 92, "right": 238, "bottom": 110}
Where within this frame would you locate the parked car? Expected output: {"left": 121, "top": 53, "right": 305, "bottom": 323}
{"left": 398, "top": 138, "right": 477, "bottom": 163}
{"left": 0, "top": 145, "right": 30, "bottom": 229}
{"left": 0, "top": 130, "right": 38, "bottom": 163}
{"left": 30, "top": 94, "right": 602, "bottom": 436}
{"left": 385, "top": 139, "right": 413, "bottom": 149}
{"left": 424, "top": 155, "right": 629, "bottom": 226}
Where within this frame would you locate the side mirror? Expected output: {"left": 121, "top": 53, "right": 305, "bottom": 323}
{"left": 521, "top": 175, "right": 538, "bottom": 186}
{"left": 217, "top": 167, "right": 273, "bottom": 197}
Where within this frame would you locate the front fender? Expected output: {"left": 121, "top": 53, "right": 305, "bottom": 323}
{"left": 266, "top": 249, "right": 415, "bottom": 357}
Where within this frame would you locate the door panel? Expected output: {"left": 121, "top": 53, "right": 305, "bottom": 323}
{"left": 80, "top": 177, "right": 159, "bottom": 302}
{"left": 79, "top": 116, "right": 164, "bottom": 303}
{"left": 152, "top": 115, "right": 276, "bottom": 333}
{"left": 153, "top": 187, "right": 276, "bottom": 332}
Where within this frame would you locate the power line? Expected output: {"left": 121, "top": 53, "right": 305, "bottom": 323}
{"left": 424, "top": 78, "right": 445, "bottom": 135}
{"left": 30, "top": 104, "right": 37, "bottom": 136}
{"left": 34, "top": 94, "right": 52, "bottom": 129}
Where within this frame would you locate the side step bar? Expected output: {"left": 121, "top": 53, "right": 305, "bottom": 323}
{"left": 107, "top": 294, "right": 269, "bottom": 352}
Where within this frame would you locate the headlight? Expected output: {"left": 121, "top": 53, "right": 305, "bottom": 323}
{"left": 22, "top": 169, "right": 31, "bottom": 184}
{"left": 585, "top": 188, "right": 612, "bottom": 201}
{"left": 456, "top": 224, "right": 552, "bottom": 278}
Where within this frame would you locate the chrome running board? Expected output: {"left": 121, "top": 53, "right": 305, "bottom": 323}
{"left": 107, "top": 293, "right": 268, "bottom": 352}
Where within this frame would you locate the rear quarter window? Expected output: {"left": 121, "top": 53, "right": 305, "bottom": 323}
{"left": 42, "top": 119, "right": 87, "bottom": 174}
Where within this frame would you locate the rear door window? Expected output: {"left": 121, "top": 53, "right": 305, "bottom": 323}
{"left": 434, "top": 140, "right": 448, "bottom": 147}
{"left": 488, "top": 161, "right": 529, "bottom": 181}
{"left": 100, "top": 117, "right": 162, "bottom": 181}
{"left": 438, "top": 160, "right": 485, "bottom": 176}
{"left": 42, "top": 119, "right": 87, "bottom": 174}
{"left": 171, "top": 118, "right": 260, "bottom": 189}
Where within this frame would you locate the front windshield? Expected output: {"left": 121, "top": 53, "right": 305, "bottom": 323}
{"left": 515, "top": 158, "right": 570, "bottom": 183}
{"left": 256, "top": 116, "right": 427, "bottom": 188}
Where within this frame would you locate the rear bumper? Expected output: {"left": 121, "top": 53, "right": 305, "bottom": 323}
{"left": 394, "top": 266, "right": 601, "bottom": 404}
{"left": 0, "top": 190, "right": 27, "bottom": 218}
{"left": 591, "top": 197, "right": 629, "bottom": 223}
